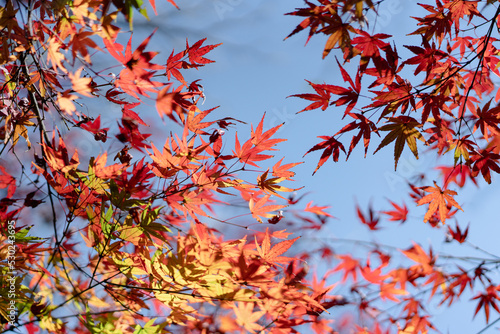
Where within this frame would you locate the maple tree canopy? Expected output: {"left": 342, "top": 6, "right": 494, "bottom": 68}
{"left": 1, "top": 0, "right": 500, "bottom": 333}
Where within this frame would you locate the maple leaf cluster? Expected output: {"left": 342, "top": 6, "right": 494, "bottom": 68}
{"left": 285, "top": 0, "right": 500, "bottom": 332}
{"left": 0, "top": 1, "right": 342, "bottom": 334}
{"left": 1, "top": 0, "right": 500, "bottom": 333}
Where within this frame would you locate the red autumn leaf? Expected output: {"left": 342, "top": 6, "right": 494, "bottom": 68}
{"left": 470, "top": 147, "right": 500, "bottom": 184}
{"left": 447, "top": 222, "right": 469, "bottom": 244}
{"left": 304, "top": 135, "right": 346, "bottom": 175}
{"left": 104, "top": 88, "right": 129, "bottom": 105}
{"left": 445, "top": 0, "right": 484, "bottom": 31}
{"left": 0, "top": 165, "right": 16, "bottom": 198}
{"left": 335, "top": 112, "right": 378, "bottom": 159}
{"left": 381, "top": 200, "right": 408, "bottom": 223}
{"left": 122, "top": 104, "right": 148, "bottom": 126}
{"left": 360, "top": 264, "right": 387, "bottom": 284}
{"left": 186, "top": 38, "right": 222, "bottom": 66}
{"left": 165, "top": 38, "right": 221, "bottom": 85}
{"left": 351, "top": 30, "right": 391, "bottom": 59}
{"left": 329, "top": 59, "right": 361, "bottom": 115}
{"left": 78, "top": 115, "right": 109, "bottom": 142}
{"left": 103, "top": 31, "right": 162, "bottom": 74}
{"left": 116, "top": 68, "right": 161, "bottom": 99}
{"left": 403, "top": 39, "right": 450, "bottom": 78}
{"left": 285, "top": 2, "right": 327, "bottom": 43}
{"left": 291, "top": 61, "right": 360, "bottom": 115}
{"left": 471, "top": 99, "right": 500, "bottom": 141}
{"left": 289, "top": 80, "right": 332, "bottom": 113}
{"left": 400, "top": 315, "right": 436, "bottom": 334}
{"left": 233, "top": 114, "right": 286, "bottom": 168}
{"left": 409, "top": 2, "right": 452, "bottom": 45}
{"left": 356, "top": 203, "right": 380, "bottom": 230}
{"left": 271, "top": 229, "right": 293, "bottom": 240}
{"left": 366, "top": 79, "right": 416, "bottom": 118}
{"left": 472, "top": 285, "right": 500, "bottom": 323}
{"left": 436, "top": 165, "right": 477, "bottom": 188}
{"left": 39, "top": 130, "right": 80, "bottom": 175}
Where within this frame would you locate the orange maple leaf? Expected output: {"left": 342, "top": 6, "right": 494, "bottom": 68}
{"left": 417, "top": 181, "right": 463, "bottom": 224}
{"left": 360, "top": 264, "right": 387, "bottom": 284}
{"left": 249, "top": 194, "right": 287, "bottom": 223}
{"left": 330, "top": 254, "right": 360, "bottom": 283}
{"left": 271, "top": 229, "right": 293, "bottom": 240}
{"left": 399, "top": 314, "right": 435, "bottom": 334}
{"left": 401, "top": 242, "right": 435, "bottom": 275}
{"left": 304, "top": 201, "right": 333, "bottom": 217}
{"left": 255, "top": 228, "right": 300, "bottom": 264}
{"left": 379, "top": 282, "right": 408, "bottom": 302}
{"left": 40, "top": 130, "right": 80, "bottom": 175}
{"left": 91, "top": 153, "right": 125, "bottom": 179}
{"left": 68, "top": 29, "right": 100, "bottom": 63}
{"left": 271, "top": 158, "right": 302, "bottom": 179}
{"left": 233, "top": 114, "right": 286, "bottom": 168}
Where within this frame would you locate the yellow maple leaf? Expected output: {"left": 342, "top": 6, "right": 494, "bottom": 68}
{"left": 46, "top": 37, "right": 67, "bottom": 73}
{"left": 57, "top": 91, "right": 77, "bottom": 115}
{"left": 69, "top": 68, "right": 93, "bottom": 97}
{"left": 233, "top": 302, "right": 265, "bottom": 333}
